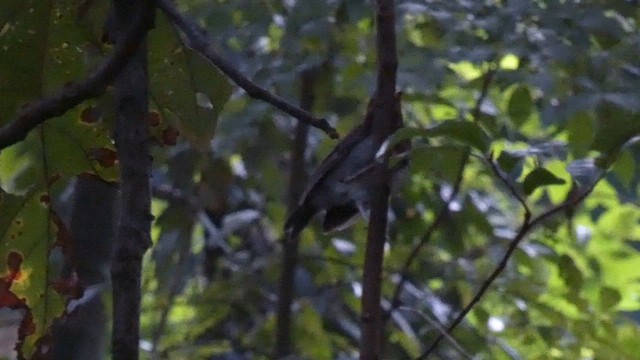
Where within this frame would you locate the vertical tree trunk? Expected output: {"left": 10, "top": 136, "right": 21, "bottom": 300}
{"left": 109, "top": 1, "right": 154, "bottom": 359}
{"left": 360, "top": 0, "right": 398, "bottom": 359}
{"left": 53, "top": 176, "right": 117, "bottom": 360}
{"left": 360, "top": 178, "right": 390, "bottom": 360}
{"left": 275, "top": 69, "right": 316, "bottom": 358}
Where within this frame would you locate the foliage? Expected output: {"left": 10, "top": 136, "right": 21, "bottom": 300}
{"left": 1, "top": 0, "right": 640, "bottom": 359}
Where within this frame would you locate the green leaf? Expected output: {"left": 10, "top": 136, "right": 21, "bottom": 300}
{"left": 592, "top": 101, "right": 640, "bottom": 155}
{"left": 612, "top": 151, "right": 635, "bottom": 187}
{"left": 567, "top": 111, "right": 595, "bottom": 158}
{"left": 507, "top": 85, "right": 533, "bottom": 127}
{"left": 410, "top": 145, "right": 469, "bottom": 183}
{"left": 0, "top": 106, "right": 119, "bottom": 194}
{"left": 388, "top": 121, "right": 491, "bottom": 152}
{"left": 429, "top": 121, "right": 491, "bottom": 152}
{"left": 0, "top": 0, "right": 90, "bottom": 123}
{"left": 148, "top": 13, "right": 233, "bottom": 150}
{"left": 522, "top": 167, "right": 566, "bottom": 195}
{"left": 558, "top": 254, "right": 584, "bottom": 291}
{"left": 294, "top": 302, "right": 332, "bottom": 360}
{"left": 600, "top": 286, "right": 622, "bottom": 311}
{"left": 497, "top": 150, "right": 522, "bottom": 173}
{"left": 0, "top": 187, "right": 77, "bottom": 359}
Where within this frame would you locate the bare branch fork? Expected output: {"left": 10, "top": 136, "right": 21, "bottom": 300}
{"left": 417, "top": 172, "right": 605, "bottom": 359}
{"left": 0, "top": 0, "right": 157, "bottom": 151}
{"left": 157, "top": 0, "right": 339, "bottom": 139}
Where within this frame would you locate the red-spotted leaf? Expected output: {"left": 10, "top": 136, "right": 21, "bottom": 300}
{"left": 0, "top": 187, "right": 81, "bottom": 358}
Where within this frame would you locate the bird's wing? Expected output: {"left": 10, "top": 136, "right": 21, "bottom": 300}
{"left": 298, "top": 123, "right": 368, "bottom": 203}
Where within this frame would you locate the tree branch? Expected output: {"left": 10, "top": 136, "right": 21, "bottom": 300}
{"left": 386, "top": 157, "right": 466, "bottom": 316}
{"left": 396, "top": 306, "right": 474, "bottom": 360}
{"left": 417, "top": 172, "right": 604, "bottom": 359}
{"left": 0, "top": 0, "right": 156, "bottom": 151}
{"left": 157, "top": 0, "right": 339, "bottom": 139}
{"left": 386, "top": 67, "right": 497, "bottom": 321}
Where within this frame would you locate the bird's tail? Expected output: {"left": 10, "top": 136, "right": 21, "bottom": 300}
{"left": 284, "top": 204, "right": 317, "bottom": 238}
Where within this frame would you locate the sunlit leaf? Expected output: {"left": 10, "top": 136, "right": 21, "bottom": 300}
{"left": 522, "top": 167, "right": 566, "bottom": 196}
{"left": 389, "top": 121, "right": 490, "bottom": 152}
{"left": 0, "top": 187, "right": 79, "bottom": 358}
{"left": 567, "top": 112, "right": 595, "bottom": 158}
{"left": 508, "top": 86, "right": 533, "bottom": 128}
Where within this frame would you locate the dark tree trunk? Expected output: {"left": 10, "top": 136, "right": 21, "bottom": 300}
{"left": 108, "top": 1, "right": 154, "bottom": 359}
{"left": 360, "top": 0, "right": 399, "bottom": 359}
{"left": 274, "top": 69, "right": 316, "bottom": 358}
{"left": 53, "top": 176, "right": 117, "bottom": 360}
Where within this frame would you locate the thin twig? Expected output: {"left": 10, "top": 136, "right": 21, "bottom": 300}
{"left": 417, "top": 172, "right": 604, "bottom": 359}
{"left": 486, "top": 155, "right": 532, "bottom": 220}
{"left": 149, "top": 229, "right": 192, "bottom": 358}
{"left": 0, "top": 0, "right": 156, "bottom": 150}
{"left": 157, "top": 0, "right": 338, "bottom": 139}
{"left": 471, "top": 68, "right": 496, "bottom": 122}
{"left": 387, "top": 67, "right": 498, "bottom": 318}
{"left": 387, "top": 156, "right": 466, "bottom": 315}
{"left": 397, "top": 306, "right": 474, "bottom": 360}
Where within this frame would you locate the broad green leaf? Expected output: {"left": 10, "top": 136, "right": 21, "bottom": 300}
{"left": 507, "top": 85, "right": 533, "bottom": 128}
{"left": 294, "top": 302, "right": 332, "bottom": 360}
{"left": 522, "top": 167, "right": 566, "bottom": 196}
{"left": 497, "top": 150, "right": 522, "bottom": 174}
{"left": 0, "top": 187, "right": 78, "bottom": 359}
{"left": 428, "top": 121, "right": 491, "bottom": 152}
{"left": 600, "top": 286, "right": 621, "bottom": 311}
{"left": 388, "top": 121, "right": 490, "bottom": 152}
{"left": 0, "top": 107, "right": 119, "bottom": 194}
{"left": 567, "top": 112, "right": 595, "bottom": 158}
{"left": 592, "top": 101, "right": 640, "bottom": 155}
{"left": 410, "top": 145, "right": 469, "bottom": 183}
{"left": 0, "top": 0, "right": 90, "bottom": 123}
{"left": 148, "top": 13, "right": 233, "bottom": 150}
{"left": 612, "top": 150, "right": 635, "bottom": 188}
{"left": 558, "top": 254, "right": 583, "bottom": 291}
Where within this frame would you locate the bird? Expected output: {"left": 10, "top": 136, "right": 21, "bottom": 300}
{"left": 284, "top": 94, "right": 408, "bottom": 238}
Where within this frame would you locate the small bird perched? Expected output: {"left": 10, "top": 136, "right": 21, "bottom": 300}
{"left": 284, "top": 94, "right": 408, "bottom": 238}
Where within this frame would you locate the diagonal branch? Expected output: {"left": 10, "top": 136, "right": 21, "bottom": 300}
{"left": 386, "top": 67, "right": 497, "bottom": 320}
{"left": 0, "top": 0, "right": 157, "bottom": 151}
{"left": 157, "top": 0, "right": 339, "bottom": 139}
{"left": 417, "top": 172, "right": 605, "bottom": 359}
{"left": 386, "top": 157, "right": 466, "bottom": 317}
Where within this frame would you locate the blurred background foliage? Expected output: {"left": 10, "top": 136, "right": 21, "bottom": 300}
{"left": 1, "top": 0, "right": 640, "bottom": 359}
